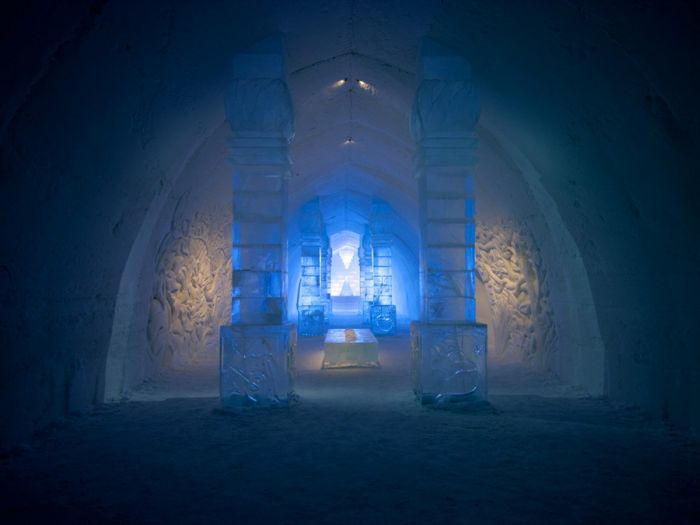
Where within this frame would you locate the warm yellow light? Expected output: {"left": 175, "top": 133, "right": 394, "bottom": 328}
{"left": 332, "top": 78, "right": 347, "bottom": 88}
{"left": 357, "top": 79, "right": 370, "bottom": 90}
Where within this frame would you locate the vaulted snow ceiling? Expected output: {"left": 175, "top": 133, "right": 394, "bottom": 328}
{"left": 281, "top": 2, "right": 426, "bottom": 220}
{"left": 288, "top": 52, "right": 415, "bottom": 218}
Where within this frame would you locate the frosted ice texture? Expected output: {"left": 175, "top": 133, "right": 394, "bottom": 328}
{"left": 410, "top": 322, "right": 487, "bottom": 403}
{"left": 220, "top": 324, "right": 296, "bottom": 408}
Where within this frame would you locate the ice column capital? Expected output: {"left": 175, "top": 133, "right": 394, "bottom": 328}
{"left": 225, "top": 35, "right": 294, "bottom": 141}
{"left": 225, "top": 79, "right": 294, "bottom": 141}
{"left": 410, "top": 38, "right": 479, "bottom": 144}
{"left": 411, "top": 81, "right": 480, "bottom": 143}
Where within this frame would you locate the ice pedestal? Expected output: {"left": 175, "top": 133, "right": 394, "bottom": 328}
{"left": 220, "top": 324, "right": 296, "bottom": 408}
{"left": 370, "top": 304, "right": 396, "bottom": 336}
{"left": 411, "top": 321, "right": 487, "bottom": 404}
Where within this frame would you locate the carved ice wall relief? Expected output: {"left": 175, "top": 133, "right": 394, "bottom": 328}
{"left": 476, "top": 220, "right": 557, "bottom": 367}
{"left": 147, "top": 210, "right": 231, "bottom": 366}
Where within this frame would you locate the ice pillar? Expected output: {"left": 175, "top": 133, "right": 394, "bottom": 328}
{"left": 219, "top": 36, "right": 297, "bottom": 409}
{"left": 360, "top": 226, "right": 374, "bottom": 326}
{"left": 410, "top": 39, "right": 488, "bottom": 404}
{"left": 320, "top": 228, "right": 331, "bottom": 319}
{"left": 298, "top": 198, "right": 330, "bottom": 336}
{"left": 369, "top": 200, "right": 397, "bottom": 335}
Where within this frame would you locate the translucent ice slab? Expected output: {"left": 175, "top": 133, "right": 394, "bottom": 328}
{"left": 322, "top": 328, "right": 380, "bottom": 369}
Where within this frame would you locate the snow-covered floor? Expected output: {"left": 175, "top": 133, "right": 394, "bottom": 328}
{"left": 1, "top": 335, "right": 699, "bottom": 523}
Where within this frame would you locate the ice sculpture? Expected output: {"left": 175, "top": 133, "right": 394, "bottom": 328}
{"left": 219, "top": 35, "right": 297, "bottom": 409}
{"left": 297, "top": 198, "right": 330, "bottom": 336}
{"left": 369, "top": 200, "right": 397, "bottom": 335}
{"left": 410, "top": 38, "right": 488, "bottom": 403}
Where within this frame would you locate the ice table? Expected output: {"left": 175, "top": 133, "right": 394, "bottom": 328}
{"left": 322, "top": 328, "right": 380, "bottom": 369}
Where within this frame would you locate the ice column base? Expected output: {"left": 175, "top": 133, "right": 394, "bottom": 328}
{"left": 410, "top": 321, "right": 487, "bottom": 404}
{"left": 298, "top": 303, "right": 329, "bottom": 336}
{"left": 220, "top": 323, "right": 297, "bottom": 410}
{"left": 370, "top": 304, "right": 397, "bottom": 336}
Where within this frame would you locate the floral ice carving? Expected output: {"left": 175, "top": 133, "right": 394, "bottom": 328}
{"left": 147, "top": 211, "right": 231, "bottom": 366}
{"left": 476, "top": 220, "right": 557, "bottom": 367}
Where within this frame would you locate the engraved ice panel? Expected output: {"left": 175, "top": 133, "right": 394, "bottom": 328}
{"left": 220, "top": 324, "right": 296, "bottom": 409}
{"left": 410, "top": 321, "right": 487, "bottom": 404}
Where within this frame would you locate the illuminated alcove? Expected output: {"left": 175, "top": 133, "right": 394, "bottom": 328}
{"left": 329, "top": 230, "right": 361, "bottom": 317}
{"left": 330, "top": 231, "right": 360, "bottom": 298}
{"left": 288, "top": 188, "right": 421, "bottom": 332}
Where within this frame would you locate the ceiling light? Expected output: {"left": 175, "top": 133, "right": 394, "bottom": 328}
{"left": 356, "top": 79, "right": 375, "bottom": 94}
